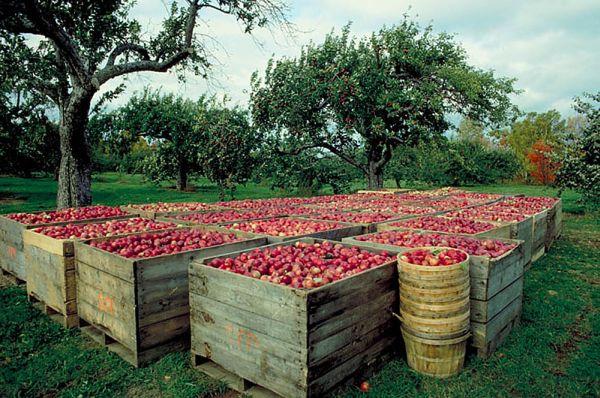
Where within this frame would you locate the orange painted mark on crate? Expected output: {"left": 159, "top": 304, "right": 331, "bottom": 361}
{"left": 7, "top": 246, "right": 16, "bottom": 258}
{"left": 224, "top": 322, "right": 259, "bottom": 351}
{"left": 97, "top": 292, "right": 115, "bottom": 314}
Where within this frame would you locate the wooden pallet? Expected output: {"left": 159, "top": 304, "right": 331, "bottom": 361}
{"left": 28, "top": 292, "right": 79, "bottom": 328}
{"left": 1, "top": 268, "right": 25, "bottom": 286}
{"left": 189, "top": 238, "right": 401, "bottom": 398}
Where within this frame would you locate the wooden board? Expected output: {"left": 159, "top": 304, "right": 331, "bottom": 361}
{"left": 75, "top": 226, "right": 267, "bottom": 367}
{"left": 471, "top": 276, "right": 523, "bottom": 323}
{"left": 545, "top": 199, "right": 563, "bottom": 249}
{"left": 531, "top": 210, "right": 548, "bottom": 262}
{"left": 189, "top": 237, "right": 400, "bottom": 398}
{"left": 471, "top": 295, "right": 522, "bottom": 350}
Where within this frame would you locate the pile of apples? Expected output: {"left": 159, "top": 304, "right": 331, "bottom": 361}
{"left": 127, "top": 202, "right": 214, "bottom": 212}
{"left": 419, "top": 198, "right": 477, "bottom": 211}
{"left": 449, "top": 192, "right": 503, "bottom": 202}
{"left": 356, "top": 230, "right": 516, "bottom": 258}
{"left": 490, "top": 196, "right": 558, "bottom": 215}
{"left": 306, "top": 211, "right": 398, "bottom": 224}
{"left": 446, "top": 208, "right": 528, "bottom": 223}
{"left": 217, "top": 197, "right": 309, "bottom": 209}
{"left": 89, "top": 229, "right": 241, "bottom": 258}
{"left": 207, "top": 241, "right": 392, "bottom": 288}
{"left": 224, "top": 218, "right": 344, "bottom": 237}
{"left": 7, "top": 205, "right": 128, "bottom": 225}
{"left": 360, "top": 203, "right": 437, "bottom": 215}
{"left": 33, "top": 218, "right": 177, "bottom": 239}
{"left": 399, "top": 248, "right": 468, "bottom": 266}
{"left": 391, "top": 216, "right": 496, "bottom": 235}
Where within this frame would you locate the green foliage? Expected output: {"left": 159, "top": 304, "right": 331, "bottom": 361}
{"left": 388, "top": 139, "right": 520, "bottom": 187}
{"left": 257, "top": 146, "right": 358, "bottom": 196}
{"left": 196, "top": 101, "right": 258, "bottom": 200}
{"left": 120, "top": 90, "right": 205, "bottom": 190}
{"left": 493, "top": 110, "right": 567, "bottom": 180}
{"left": 251, "top": 19, "right": 518, "bottom": 187}
{"left": 555, "top": 92, "right": 600, "bottom": 210}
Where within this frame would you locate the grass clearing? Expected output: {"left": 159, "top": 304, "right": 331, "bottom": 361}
{"left": 0, "top": 174, "right": 598, "bottom": 397}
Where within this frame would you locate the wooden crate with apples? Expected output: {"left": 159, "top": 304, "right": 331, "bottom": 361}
{"left": 120, "top": 203, "right": 227, "bottom": 219}
{"left": 343, "top": 230, "right": 526, "bottom": 358}
{"left": 189, "top": 238, "right": 400, "bottom": 398}
{"left": 73, "top": 226, "right": 267, "bottom": 367}
{"left": 219, "top": 216, "right": 365, "bottom": 243}
{"left": 0, "top": 212, "right": 132, "bottom": 284}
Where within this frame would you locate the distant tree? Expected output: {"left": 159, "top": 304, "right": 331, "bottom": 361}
{"left": 527, "top": 140, "right": 560, "bottom": 185}
{"left": 0, "top": 0, "right": 290, "bottom": 207}
{"left": 251, "top": 20, "right": 518, "bottom": 189}
{"left": 121, "top": 90, "right": 202, "bottom": 191}
{"left": 196, "top": 101, "right": 258, "bottom": 200}
{"left": 555, "top": 92, "right": 599, "bottom": 209}
{"left": 456, "top": 117, "right": 492, "bottom": 148}
{"left": 495, "top": 110, "right": 566, "bottom": 180}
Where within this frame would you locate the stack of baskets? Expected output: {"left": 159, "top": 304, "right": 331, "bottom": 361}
{"left": 397, "top": 247, "right": 471, "bottom": 378}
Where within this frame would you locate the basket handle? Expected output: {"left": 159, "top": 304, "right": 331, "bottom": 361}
{"left": 391, "top": 311, "right": 403, "bottom": 323}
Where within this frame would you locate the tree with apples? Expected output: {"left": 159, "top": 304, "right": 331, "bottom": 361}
{"left": 0, "top": 0, "right": 290, "bottom": 208}
{"left": 196, "top": 99, "right": 258, "bottom": 200}
{"left": 251, "top": 20, "right": 518, "bottom": 189}
{"left": 120, "top": 90, "right": 203, "bottom": 191}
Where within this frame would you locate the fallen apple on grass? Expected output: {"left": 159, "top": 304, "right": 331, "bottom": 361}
{"left": 206, "top": 240, "right": 392, "bottom": 288}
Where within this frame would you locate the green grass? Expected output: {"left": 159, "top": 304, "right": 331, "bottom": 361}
{"left": 0, "top": 174, "right": 598, "bottom": 397}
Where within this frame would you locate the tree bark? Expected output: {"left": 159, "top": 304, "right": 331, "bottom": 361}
{"left": 176, "top": 159, "right": 188, "bottom": 191}
{"left": 367, "top": 159, "right": 384, "bottom": 189}
{"left": 56, "top": 90, "right": 93, "bottom": 209}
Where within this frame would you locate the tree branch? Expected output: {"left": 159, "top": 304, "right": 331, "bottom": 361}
{"left": 22, "top": 0, "right": 90, "bottom": 86}
{"left": 278, "top": 141, "right": 368, "bottom": 174}
{"left": 374, "top": 142, "right": 393, "bottom": 170}
{"left": 105, "top": 43, "right": 150, "bottom": 67}
{"left": 94, "top": 0, "right": 200, "bottom": 85}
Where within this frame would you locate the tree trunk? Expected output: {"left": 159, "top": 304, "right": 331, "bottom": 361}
{"left": 367, "top": 159, "right": 384, "bottom": 189}
{"left": 176, "top": 159, "right": 188, "bottom": 191}
{"left": 56, "top": 90, "right": 94, "bottom": 209}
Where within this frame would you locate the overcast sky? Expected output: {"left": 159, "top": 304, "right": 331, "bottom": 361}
{"left": 99, "top": 0, "right": 600, "bottom": 117}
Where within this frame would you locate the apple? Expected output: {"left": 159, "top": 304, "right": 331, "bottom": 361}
{"left": 400, "top": 248, "right": 467, "bottom": 266}
{"left": 127, "top": 202, "right": 214, "bottom": 212}
{"left": 32, "top": 217, "right": 177, "bottom": 239}
{"left": 224, "top": 217, "right": 345, "bottom": 237}
{"left": 89, "top": 229, "right": 241, "bottom": 258}
{"left": 206, "top": 241, "right": 392, "bottom": 288}
{"left": 355, "top": 230, "right": 516, "bottom": 258}
{"left": 445, "top": 208, "right": 527, "bottom": 223}
{"left": 305, "top": 211, "right": 398, "bottom": 224}
{"left": 6, "top": 205, "right": 128, "bottom": 225}
{"left": 390, "top": 216, "right": 496, "bottom": 235}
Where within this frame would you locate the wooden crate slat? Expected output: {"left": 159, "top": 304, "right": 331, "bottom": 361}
{"left": 471, "top": 276, "right": 523, "bottom": 323}
{"left": 471, "top": 295, "right": 522, "bottom": 348}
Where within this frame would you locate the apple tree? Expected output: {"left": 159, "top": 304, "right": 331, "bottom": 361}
{"left": 251, "top": 21, "right": 518, "bottom": 188}
{"left": 0, "top": 0, "right": 290, "bottom": 207}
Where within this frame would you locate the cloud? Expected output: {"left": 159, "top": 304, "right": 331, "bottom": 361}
{"left": 96, "top": 0, "right": 600, "bottom": 117}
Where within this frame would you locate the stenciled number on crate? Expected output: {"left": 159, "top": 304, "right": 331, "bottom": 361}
{"left": 6, "top": 246, "right": 16, "bottom": 259}
{"left": 97, "top": 292, "right": 115, "bottom": 315}
{"left": 225, "top": 323, "right": 260, "bottom": 351}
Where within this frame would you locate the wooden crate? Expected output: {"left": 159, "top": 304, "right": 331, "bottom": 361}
{"left": 189, "top": 238, "right": 400, "bottom": 398}
{"left": 73, "top": 226, "right": 268, "bottom": 367}
{"left": 545, "top": 199, "right": 563, "bottom": 250}
{"left": 531, "top": 210, "right": 548, "bottom": 263}
{"left": 0, "top": 214, "right": 132, "bottom": 282}
{"left": 471, "top": 294, "right": 522, "bottom": 358}
{"left": 342, "top": 230, "right": 525, "bottom": 358}
{"left": 120, "top": 204, "right": 226, "bottom": 219}
{"left": 356, "top": 188, "right": 412, "bottom": 195}
{"left": 23, "top": 224, "right": 176, "bottom": 329}
{"left": 220, "top": 217, "right": 364, "bottom": 243}
{"left": 375, "top": 216, "right": 514, "bottom": 240}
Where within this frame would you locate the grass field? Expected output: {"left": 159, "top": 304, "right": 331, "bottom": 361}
{"left": 0, "top": 174, "right": 598, "bottom": 397}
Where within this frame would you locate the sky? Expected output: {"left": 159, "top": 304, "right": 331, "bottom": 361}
{"left": 99, "top": 0, "right": 600, "bottom": 117}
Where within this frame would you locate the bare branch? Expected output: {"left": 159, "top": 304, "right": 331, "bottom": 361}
{"left": 22, "top": 0, "right": 90, "bottom": 86}
{"left": 105, "top": 43, "right": 150, "bottom": 67}
{"left": 94, "top": 0, "right": 200, "bottom": 85}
